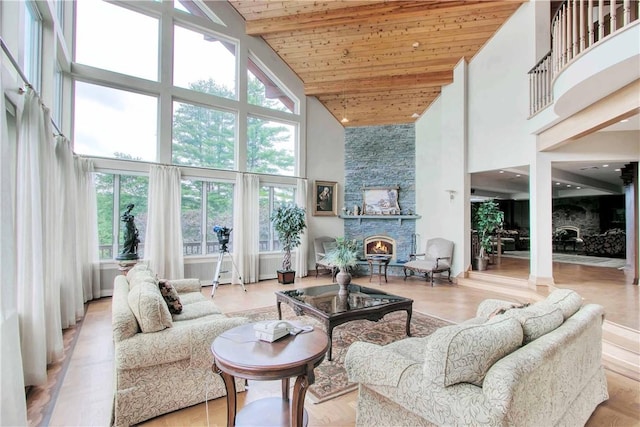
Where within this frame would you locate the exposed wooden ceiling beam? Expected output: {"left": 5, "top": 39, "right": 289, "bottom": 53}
{"left": 243, "top": 1, "right": 513, "bottom": 36}
{"left": 227, "top": 0, "right": 526, "bottom": 127}
{"left": 304, "top": 71, "right": 453, "bottom": 96}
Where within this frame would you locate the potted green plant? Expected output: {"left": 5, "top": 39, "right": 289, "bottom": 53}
{"left": 473, "top": 200, "right": 504, "bottom": 271}
{"left": 325, "top": 237, "right": 358, "bottom": 295}
{"left": 270, "top": 204, "right": 307, "bottom": 284}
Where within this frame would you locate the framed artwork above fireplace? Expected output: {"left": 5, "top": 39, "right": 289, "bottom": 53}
{"left": 362, "top": 186, "right": 400, "bottom": 215}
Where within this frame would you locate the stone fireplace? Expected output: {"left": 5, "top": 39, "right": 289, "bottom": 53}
{"left": 363, "top": 235, "right": 396, "bottom": 261}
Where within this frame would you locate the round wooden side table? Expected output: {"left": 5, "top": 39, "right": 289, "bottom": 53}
{"left": 211, "top": 322, "right": 329, "bottom": 427}
{"left": 367, "top": 255, "right": 391, "bottom": 284}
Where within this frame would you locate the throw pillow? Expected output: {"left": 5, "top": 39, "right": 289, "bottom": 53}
{"left": 423, "top": 317, "right": 523, "bottom": 387}
{"left": 129, "top": 272, "right": 156, "bottom": 290}
{"left": 158, "top": 280, "right": 183, "bottom": 314}
{"left": 546, "top": 289, "right": 582, "bottom": 320}
{"left": 492, "top": 302, "right": 564, "bottom": 344}
{"left": 128, "top": 281, "right": 173, "bottom": 333}
{"left": 125, "top": 263, "right": 151, "bottom": 282}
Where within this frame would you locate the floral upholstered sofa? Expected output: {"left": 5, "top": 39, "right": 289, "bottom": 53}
{"left": 111, "top": 264, "right": 249, "bottom": 426}
{"left": 345, "top": 289, "right": 609, "bottom": 426}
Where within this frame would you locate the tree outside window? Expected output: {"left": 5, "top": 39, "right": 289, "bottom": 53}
{"left": 181, "top": 179, "right": 234, "bottom": 255}
{"left": 259, "top": 185, "right": 295, "bottom": 251}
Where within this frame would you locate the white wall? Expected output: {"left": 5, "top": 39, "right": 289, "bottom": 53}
{"left": 467, "top": 3, "right": 538, "bottom": 173}
{"left": 305, "top": 96, "right": 345, "bottom": 268}
{"left": 415, "top": 97, "right": 442, "bottom": 251}
{"left": 415, "top": 1, "right": 548, "bottom": 277}
{"left": 415, "top": 60, "right": 470, "bottom": 276}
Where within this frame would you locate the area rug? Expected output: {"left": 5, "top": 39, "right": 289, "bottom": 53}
{"left": 226, "top": 305, "right": 452, "bottom": 403}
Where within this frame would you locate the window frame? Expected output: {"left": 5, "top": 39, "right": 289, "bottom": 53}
{"left": 260, "top": 183, "right": 297, "bottom": 253}
{"left": 68, "top": 0, "right": 305, "bottom": 263}
{"left": 24, "top": 1, "right": 43, "bottom": 91}
{"left": 180, "top": 178, "right": 236, "bottom": 257}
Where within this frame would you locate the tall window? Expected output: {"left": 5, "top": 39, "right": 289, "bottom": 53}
{"left": 248, "top": 57, "right": 295, "bottom": 113}
{"left": 259, "top": 185, "right": 295, "bottom": 251}
{"left": 247, "top": 116, "right": 295, "bottom": 176}
{"left": 24, "top": 1, "right": 42, "bottom": 90}
{"left": 173, "top": 25, "right": 236, "bottom": 99}
{"left": 96, "top": 173, "right": 149, "bottom": 260}
{"left": 172, "top": 101, "right": 236, "bottom": 169}
{"left": 75, "top": 0, "right": 159, "bottom": 81}
{"left": 74, "top": 82, "right": 158, "bottom": 161}
{"left": 72, "top": 1, "right": 304, "bottom": 261}
{"left": 181, "top": 180, "right": 234, "bottom": 255}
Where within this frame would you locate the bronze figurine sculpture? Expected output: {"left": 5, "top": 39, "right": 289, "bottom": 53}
{"left": 116, "top": 203, "right": 140, "bottom": 261}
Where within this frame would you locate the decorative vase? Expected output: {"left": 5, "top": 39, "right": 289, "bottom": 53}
{"left": 336, "top": 294, "right": 349, "bottom": 312}
{"left": 336, "top": 268, "right": 352, "bottom": 296}
{"left": 474, "top": 256, "right": 489, "bottom": 271}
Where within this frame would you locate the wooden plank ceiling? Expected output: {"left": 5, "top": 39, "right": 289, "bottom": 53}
{"left": 228, "top": 0, "right": 525, "bottom": 127}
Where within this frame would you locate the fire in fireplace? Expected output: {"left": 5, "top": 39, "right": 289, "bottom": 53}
{"left": 363, "top": 235, "right": 396, "bottom": 261}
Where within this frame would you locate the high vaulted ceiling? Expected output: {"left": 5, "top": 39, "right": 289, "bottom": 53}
{"left": 227, "top": 0, "right": 525, "bottom": 126}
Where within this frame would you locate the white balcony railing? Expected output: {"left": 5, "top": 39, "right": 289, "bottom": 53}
{"left": 529, "top": 0, "right": 639, "bottom": 116}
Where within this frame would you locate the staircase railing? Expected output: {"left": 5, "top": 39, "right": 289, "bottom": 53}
{"left": 529, "top": 0, "right": 639, "bottom": 116}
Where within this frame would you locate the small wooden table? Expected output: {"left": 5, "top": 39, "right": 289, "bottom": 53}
{"left": 367, "top": 255, "right": 391, "bottom": 284}
{"left": 211, "top": 323, "right": 329, "bottom": 427}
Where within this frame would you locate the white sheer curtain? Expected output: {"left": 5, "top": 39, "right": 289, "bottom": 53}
{"left": 16, "top": 88, "right": 63, "bottom": 385}
{"left": 0, "top": 60, "right": 27, "bottom": 426}
{"left": 75, "top": 157, "right": 101, "bottom": 300}
{"left": 233, "top": 173, "right": 260, "bottom": 283}
{"left": 54, "top": 136, "right": 84, "bottom": 328}
{"left": 295, "top": 178, "right": 309, "bottom": 277}
{"left": 145, "top": 165, "right": 184, "bottom": 279}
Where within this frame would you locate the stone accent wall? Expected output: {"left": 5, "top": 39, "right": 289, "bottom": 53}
{"left": 344, "top": 124, "right": 416, "bottom": 266}
{"left": 552, "top": 199, "right": 599, "bottom": 237}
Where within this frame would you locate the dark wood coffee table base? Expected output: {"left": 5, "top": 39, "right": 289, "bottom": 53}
{"left": 276, "top": 286, "right": 413, "bottom": 361}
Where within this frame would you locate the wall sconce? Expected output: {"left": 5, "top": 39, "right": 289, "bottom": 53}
{"left": 445, "top": 189, "right": 456, "bottom": 200}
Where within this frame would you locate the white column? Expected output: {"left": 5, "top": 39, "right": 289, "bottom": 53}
{"left": 529, "top": 153, "right": 554, "bottom": 287}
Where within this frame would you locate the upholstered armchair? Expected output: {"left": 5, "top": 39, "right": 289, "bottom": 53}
{"left": 314, "top": 236, "right": 338, "bottom": 280}
{"left": 403, "top": 237, "right": 454, "bottom": 285}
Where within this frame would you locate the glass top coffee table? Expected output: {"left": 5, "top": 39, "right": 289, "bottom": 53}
{"left": 275, "top": 284, "right": 413, "bottom": 360}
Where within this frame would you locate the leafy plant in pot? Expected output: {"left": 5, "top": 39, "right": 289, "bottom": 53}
{"left": 270, "top": 204, "right": 306, "bottom": 284}
{"left": 325, "top": 237, "right": 358, "bottom": 296}
{"left": 473, "top": 200, "right": 504, "bottom": 271}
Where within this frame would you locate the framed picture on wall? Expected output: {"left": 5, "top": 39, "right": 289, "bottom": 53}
{"left": 362, "top": 186, "right": 401, "bottom": 215}
{"left": 313, "top": 181, "right": 338, "bottom": 216}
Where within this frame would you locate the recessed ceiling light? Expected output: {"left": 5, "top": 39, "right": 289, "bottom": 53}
{"left": 555, "top": 182, "right": 561, "bottom": 185}
{"left": 566, "top": 184, "right": 571, "bottom": 187}
{"left": 615, "top": 168, "right": 621, "bottom": 172}
{"left": 516, "top": 174, "right": 521, "bottom": 177}
{"left": 412, "top": 41, "right": 420, "bottom": 48}
{"left": 341, "top": 117, "right": 349, "bottom": 123}
{"left": 620, "top": 119, "right": 629, "bottom": 123}
{"left": 499, "top": 170, "right": 504, "bottom": 174}
{"left": 602, "top": 164, "right": 609, "bottom": 167}
{"left": 577, "top": 186, "right": 582, "bottom": 189}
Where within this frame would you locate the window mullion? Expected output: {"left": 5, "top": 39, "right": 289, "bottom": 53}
{"left": 158, "top": 6, "right": 173, "bottom": 164}
{"left": 200, "top": 181, "right": 207, "bottom": 255}
{"left": 269, "top": 186, "right": 275, "bottom": 251}
{"left": 113, "top": 174, "right": 121, "bottom": 259}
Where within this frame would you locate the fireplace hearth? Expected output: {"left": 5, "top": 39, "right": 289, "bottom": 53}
{"left": 363, "top": 235, "right": 396, "bottom": 261}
